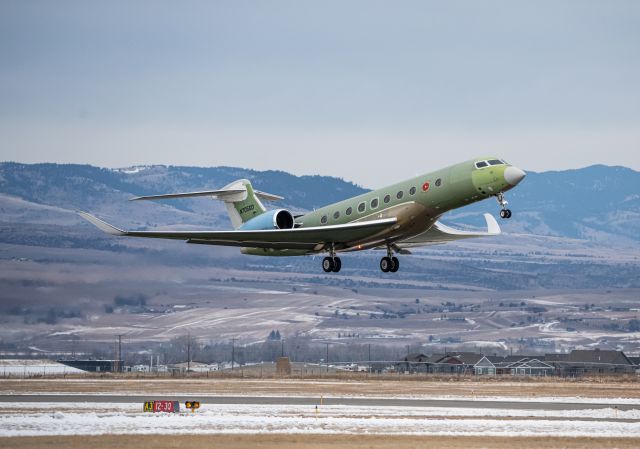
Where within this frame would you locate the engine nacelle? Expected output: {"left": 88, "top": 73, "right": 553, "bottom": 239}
{"left": 239, "top": 209, "right": 295, "bottom": 230}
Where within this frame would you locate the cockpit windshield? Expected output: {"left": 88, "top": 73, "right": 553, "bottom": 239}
{"left": 475, "top": 159, "right": 507, "bottom": 169}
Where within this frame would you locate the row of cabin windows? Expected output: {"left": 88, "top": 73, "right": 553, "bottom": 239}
{"left": 319, "top": 178, "right": 442, "bottom": 224}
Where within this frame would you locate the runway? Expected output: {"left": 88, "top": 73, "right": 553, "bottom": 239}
{"left": 1, "top": 394, "right": 637, "bottom": 411}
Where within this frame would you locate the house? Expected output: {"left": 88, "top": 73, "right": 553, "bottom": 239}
{"left": 397, "top": 353, "right": 431, "bottom": 373}
{"left": 473, "top": 356, "right": 496, "bottom": 375}
{"left": 545, "top": 349, "right": 634, "bottom": 376}
{"left": 427, "top": 352, "right": 483, "bottom": 374}
{"left": 506, "top": 358, "right": 554, "bottom": 376}
{"left": 627, "top": 356, "right": 640, "bottom": 373}
{"left": 483, "top": 355, "right": 553, "bottom": 376}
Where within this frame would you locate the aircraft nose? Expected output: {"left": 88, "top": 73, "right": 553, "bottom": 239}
{"left": 504, "top": 166, "right": 526, "bottom": 186}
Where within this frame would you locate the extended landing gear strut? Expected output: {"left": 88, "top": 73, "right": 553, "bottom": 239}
{"left": 322, "top": 243, "right": 342, "bottom": 273}
{"left": 496, "top": 192, "right": 512, "bottom": 219}
{"left": 380, "top": 245, "right": 399, "bottom": 273}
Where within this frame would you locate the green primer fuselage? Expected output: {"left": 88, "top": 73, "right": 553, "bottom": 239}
{"left": 242, "top": 157, "right": 515, "bottom": 256}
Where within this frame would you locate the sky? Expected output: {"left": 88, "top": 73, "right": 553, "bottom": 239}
{"left": 1, "top": 0, "right": 639, "bottom": 187}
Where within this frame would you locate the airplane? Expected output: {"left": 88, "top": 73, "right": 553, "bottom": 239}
{"left": 79, "top": 157, "right": 526, "bottom": 273}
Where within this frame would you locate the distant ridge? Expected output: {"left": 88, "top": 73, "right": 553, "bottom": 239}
{"left": 0, "top": 162, "right": 639, "bottom": 242}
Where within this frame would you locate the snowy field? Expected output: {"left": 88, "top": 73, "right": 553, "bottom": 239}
{"left": 2, "top": 402, "right": 640, "bottom": 437}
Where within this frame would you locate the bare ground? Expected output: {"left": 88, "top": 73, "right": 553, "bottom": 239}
{"left": 2, "top": 376, "right": 640, "bottom": 399}
{"left": 2, "top": 434, "right": 640, "bottom": 449}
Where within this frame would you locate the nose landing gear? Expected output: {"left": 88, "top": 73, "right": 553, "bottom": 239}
{"left": 380, "top": 245, "right": 399, "bottom": 273}
{"left": 496, "top": 192, "right": 512, "bottom": 219}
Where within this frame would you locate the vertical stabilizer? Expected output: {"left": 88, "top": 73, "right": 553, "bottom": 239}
{"left": 220, "top": 179, "right": 267, "bottom": 228}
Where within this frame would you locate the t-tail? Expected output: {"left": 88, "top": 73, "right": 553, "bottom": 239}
{"left": 129, "top": 179, "right": 283, "bottom": 229}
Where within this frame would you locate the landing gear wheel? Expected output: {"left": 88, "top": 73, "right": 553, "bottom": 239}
{"left": 380, "top": 257, "right": 391, "bottom": 273}
{"left": 322, "top": 257, "right": 334, "bottom": 273}
{"left": 332, "top": 257, "right": 342, "bottom": 273}
{"left": 389, "top": 256, "right": 399, "bottom": 272}
{"left": 500, "top": 209, "right": 512, "bottom": 219}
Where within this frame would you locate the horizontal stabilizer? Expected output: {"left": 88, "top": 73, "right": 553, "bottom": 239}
{"left": 129, "top": 189, "right": 245, "bottom": 201}
{"left": 130, "top": 188, "right": 283, "bottom": 202}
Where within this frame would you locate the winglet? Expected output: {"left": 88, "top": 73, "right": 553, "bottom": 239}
{"left": 483, "top": 213, "right": 501, "bottom": 235}
{"left": 77, "top": 211, "right": 127, "bottom": 236}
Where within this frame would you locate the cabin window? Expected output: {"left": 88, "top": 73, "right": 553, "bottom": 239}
{"left": 358, "top": 202, "right": 366, "bottom": 213}
{"left": 383, "top": 194, "right": 391, "bottom": 204}
{"left": 370, "top": 198, "right": 379, "bottom": 209}
{"left": 333, "top": 211, "right": 340, "bottom": 220}
{"left": 488, "top": 159, "right": 503, "bottom": 166}
{"left": 346, "top": 206, "right": 353, "bottom": 216}
{"left": 396, "top": 191, "right": 404, "bottom": 200}
{"left": 475, "top": 161, "right": 488, "bottom": 168}
{"left": 409, "top": 186, "right": 416, "bottom": 195}
{"left": 435, "top": 178, "right": 442, "bottom": 187}
{"left": 321, "top": 215, "right": 328, "bottom": 224}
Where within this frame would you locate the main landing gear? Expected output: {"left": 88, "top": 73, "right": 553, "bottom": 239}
{"left": 322, "top": 244, "right": 342, "bottom": 273}
{"left": 496, "top": 192, "right": 512, "bottom": 219}
{"left": 380, "top": 245, "right": 399, "bottom": 273}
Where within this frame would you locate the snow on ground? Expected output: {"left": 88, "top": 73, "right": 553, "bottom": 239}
{"left": 2, "top": 403, "right": 640, "bottom": 437}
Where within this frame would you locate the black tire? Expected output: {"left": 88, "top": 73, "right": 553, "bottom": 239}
{"left": 332, "top": 257, "right": 342, "bottom": 272}
{"left": 390, "top": 257, "right": 399, "bottom": 272}
{"left": 322, "top": 257, "right": 334, "bottom": 273}
{"left": 380, "top": 257, "right": 391, "bottom": 272}
{"left": 500, "top": 209, "right": 507, "bottom": 219}
{"left": 506, "top": 209, "right": 512, "bottom": 218}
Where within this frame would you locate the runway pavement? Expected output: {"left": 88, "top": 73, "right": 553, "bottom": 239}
{"left": 1, "top": 394, "right": 637, "bottom": 411}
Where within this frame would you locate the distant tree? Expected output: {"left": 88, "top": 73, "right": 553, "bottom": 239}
{"left": 628, "top": 319, "right": 640, "bottom": 332}
{"left": 415, "top": 298, "right": 420, "bottom": 304}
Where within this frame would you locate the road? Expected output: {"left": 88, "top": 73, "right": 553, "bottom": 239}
{"left": 1, "top": 394, "right": 637, "bottom": 411}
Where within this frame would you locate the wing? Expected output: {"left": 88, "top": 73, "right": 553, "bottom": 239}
{"left": 396, "top": 213, "right": 501, "bottom": 248}
{"left": 78, "top": 211, "right": 397, "bottom": 251}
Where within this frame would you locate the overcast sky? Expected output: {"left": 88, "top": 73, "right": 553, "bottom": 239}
{"left": 1, "top": 1, "right": 639, "bottom": 187}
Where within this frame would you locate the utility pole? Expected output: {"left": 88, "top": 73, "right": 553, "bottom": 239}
{"left": 325, "top": 343, "right": 330, "bottom": 373}
{"left": 117, "top": 334, "right": 122, "bottom": 373}
{"left": 281, "top": 338, "right": 285, "bottom": 357}
{"left": 187, "top": 332, "right": 191, "bottom": 374}
{"left": 368, "top": 343, "right": 372, "bottom": 374}
{"left": 231, "top": 338, "right": 237, "bottom": 372}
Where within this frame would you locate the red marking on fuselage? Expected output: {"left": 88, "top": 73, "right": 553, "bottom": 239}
{"left": 422, "top": 182, "right": 430, "bottom": 192}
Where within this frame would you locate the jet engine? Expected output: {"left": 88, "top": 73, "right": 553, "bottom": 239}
{"left": 239, "top": 209, "right": 295, "bottom": 230}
